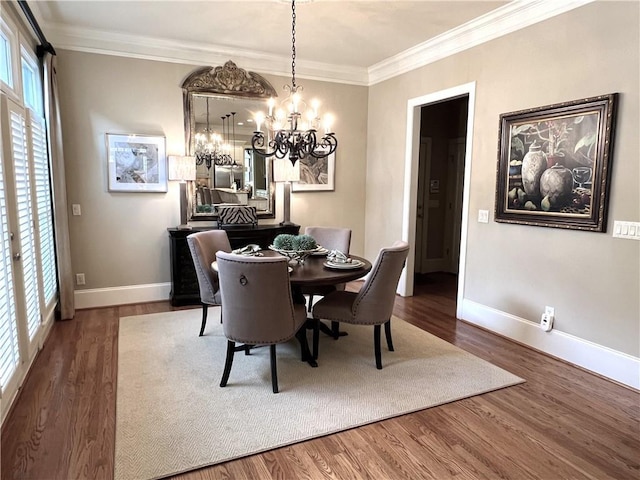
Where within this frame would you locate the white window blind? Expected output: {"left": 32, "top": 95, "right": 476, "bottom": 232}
{"left": 29, "top": 111, "right": 55, "bottom": 306}
{"left": 0, "top": 115, "right": 19, "bottom": 393}
{"left": 9, "top": 106, "right": 41, "bottom": 340}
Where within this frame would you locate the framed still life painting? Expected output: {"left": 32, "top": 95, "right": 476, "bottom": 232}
{"left": 494, "top": 94, "right": 617, "bottom": 232}
{"left": 106, "top": 133, "right": 167, "bottom": 192}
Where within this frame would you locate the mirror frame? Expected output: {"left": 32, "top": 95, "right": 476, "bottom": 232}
{"left": 182, "top": 61, "right": 278, "bottom": 220}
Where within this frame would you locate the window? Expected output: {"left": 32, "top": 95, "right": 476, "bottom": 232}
{"left": 29, "top": 111, "right": 56, "bottom": 308}
{"left": 20, "top": 46, "right": 41, "bottom": 116}
{"left": 0, "top": 31, "right": 12, "bottom": 87}
{"left": 0, "top": 6, "right": 57, "bottom": 423}
{"left": 9, "top": 104, "right": 42, "bottom": 341}
{"left": 0, "top": 119, "right": 19, "bottom": 393}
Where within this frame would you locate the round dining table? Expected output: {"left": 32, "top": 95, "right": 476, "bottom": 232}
{"left": 212, "top": 249, "right": 372, "bottom": 367}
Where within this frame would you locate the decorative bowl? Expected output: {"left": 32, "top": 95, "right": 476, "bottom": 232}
{"left": 268, "top": 246, "right": 320, "bottom": 265}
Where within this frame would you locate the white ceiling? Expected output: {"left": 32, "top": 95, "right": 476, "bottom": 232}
{"left": 27, "top": 1, "right": 592, "bottom": 85}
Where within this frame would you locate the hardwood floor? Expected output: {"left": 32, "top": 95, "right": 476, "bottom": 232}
{"left": 2, "top": 276, "right": 639, "bottom": 480}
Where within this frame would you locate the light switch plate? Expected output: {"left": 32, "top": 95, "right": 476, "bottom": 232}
{"left": 478, "top": 210, "right": 489, "bottom": 223}
{"left": 613, "top": 221, "right": 640, "bottom": 240}
{"left": 72, "top": 204, "right": 82, "bottom": 216}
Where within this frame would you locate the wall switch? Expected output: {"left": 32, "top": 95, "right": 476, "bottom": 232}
{"left": 613, "top": 221, "right": 640, "bottom": 240}
{"left": 478, "top": 209, "right": 489, "bottom": 223}
{"left": 76, "top": 273, "right": 85, "bottom": 285}
{"left": 72, "top": 204, "right": 82, "bottom": 216}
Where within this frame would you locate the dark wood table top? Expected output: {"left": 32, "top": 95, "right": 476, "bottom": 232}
{"left": 285, "top": 253, "right": 372, "bottom": 287}
{"left": 213, "top": 251, "right": 372, "bottom": 287}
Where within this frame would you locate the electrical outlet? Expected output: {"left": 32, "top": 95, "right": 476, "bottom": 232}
{"left": 76, "top": 273, "right": 85, "bottom": 285}
{"left": 541, "top": 306, "right": 554, "bottom": 332}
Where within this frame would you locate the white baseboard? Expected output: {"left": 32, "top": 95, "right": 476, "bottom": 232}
{"left": 460, "top": 299, "right": 640, "bottom": 390}
{"left": 74, "top": 283, "right": 172, "bottom": 310}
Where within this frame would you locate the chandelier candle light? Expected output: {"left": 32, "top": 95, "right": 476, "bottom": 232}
{"left": 251, "top": 0, "right": 337, "bottom": 166}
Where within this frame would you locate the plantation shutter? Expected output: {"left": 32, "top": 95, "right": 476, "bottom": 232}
{"left": 7, "top": 100, "right": 42, "bottom": 343}
{"left": 29, "top": 111, "right": 56, "bottom": 308}
{"left": 0, "top": 102, "right": 20, "bottom": 393}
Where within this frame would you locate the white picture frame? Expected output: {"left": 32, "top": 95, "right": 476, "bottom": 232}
{"left": 292, "top": 151, "right": 335, "bottom": 192}
{"left": 106, "top": 133, "right": 167, "bottom": 192}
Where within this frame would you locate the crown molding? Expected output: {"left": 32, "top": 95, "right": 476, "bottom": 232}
{"left": 36, "top": 0, "right": 594, "bottom": 87}
{"left": 368, "top": 0, "right": 595, "bottom": 85}
{"left": 42, "top": 22, "right": 369, "bottom": 86}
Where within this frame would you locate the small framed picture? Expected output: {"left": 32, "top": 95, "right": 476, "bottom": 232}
{"left": 292, "top": 151, "right": 335, "bottom": 192}
{"left": 106, "top": 133, "right": 167, "bottom": 192}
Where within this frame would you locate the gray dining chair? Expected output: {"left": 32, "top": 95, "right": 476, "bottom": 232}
{"left": 216, "top": 251, "right": 311, "bottom": 393}
{"left": 187, "top": 230, "right": 231, "bottom": 336}
{"left": 302, "top": 226, "right": 352, "bottom": 337}
{"left": 312, "top": 241, "right": 409, "bottom": 369}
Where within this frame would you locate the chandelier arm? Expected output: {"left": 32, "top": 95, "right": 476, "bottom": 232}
{"left": 251, "top": 132, "right": 278, "bottom": 158}
{"left": 310, "top": 133, "right": 338, "bottom": 158}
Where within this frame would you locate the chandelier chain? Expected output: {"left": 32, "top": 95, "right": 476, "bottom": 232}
{"left": 291, "top": 0, "right": 296, "bottom": 89}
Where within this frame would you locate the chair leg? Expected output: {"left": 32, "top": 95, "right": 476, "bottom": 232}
{"left": 307, "top": 294, "right": 314, "bottom": 312}
{"left": 220, "top": 340, "right": 235, "bottom": 387}
{"left": 270, "top": 344, "right": 279, "bottom": 393}
{"left": 374, "top": 325, "right": 382, "bottom": 370}
{"left": 331, "top": 321, "right": 340, "bottom": 339}
{"left": 312, "top": 319, "right": 320, "bottom": 359}
{"left": 295, "top": 327, "right": 309, "bottom": 361}
{"left": 199, "top": 304, "right": 208, "bottom": 336}
{"left": 384, "top": 319, "right": 394, "bottom": 351}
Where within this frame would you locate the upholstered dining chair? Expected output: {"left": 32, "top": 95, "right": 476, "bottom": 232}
{"left": 186, "top": 230, "right": 232, "bottom": 336}
{"left": 215, "top": 251, "right": 310, "bottom": 393}
{"left": 311, "top": 241, "right": 410, "bottom": 369}
{"left": 302, "top": 226, "right": 352, "bottom": 337}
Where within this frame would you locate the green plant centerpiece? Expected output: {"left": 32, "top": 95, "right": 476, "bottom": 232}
{"left": 271, "top": 234, "right": 318, "bottom": 265}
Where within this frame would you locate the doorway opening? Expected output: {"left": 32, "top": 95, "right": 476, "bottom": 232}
{"left": 414, "top": 97, "right": 468, "bottom": 299}
{"left": 399, "top": 82, "right": 475, "bottom": 320}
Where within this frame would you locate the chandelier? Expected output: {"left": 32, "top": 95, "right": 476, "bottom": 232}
{"left": 195, "top": 98, "right": 237, "bottom": 169}
{"left": 251, "top": 0, "right": 337, "bottom": 166}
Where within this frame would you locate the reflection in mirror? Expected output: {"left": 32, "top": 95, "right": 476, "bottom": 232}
{"left": 182, "top": 62, "right": 277, "bottom": 220}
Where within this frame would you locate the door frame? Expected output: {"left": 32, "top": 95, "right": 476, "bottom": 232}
{"left": 398, "top": 82, "right": 475, "bottom": 320}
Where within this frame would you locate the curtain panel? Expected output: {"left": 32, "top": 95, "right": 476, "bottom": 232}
{"left": 43, "top": 53, "right": 74, "bottom": 320}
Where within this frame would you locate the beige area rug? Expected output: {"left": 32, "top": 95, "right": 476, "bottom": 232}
{"left": 115, "top": 308, "right": 524, "bottom": 480}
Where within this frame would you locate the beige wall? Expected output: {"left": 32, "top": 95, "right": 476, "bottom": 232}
{"left": 56, "top": 52, "right": 368, "bottom": 291}
{"left": 366, "top": 2, "right": 639, "bottom": 356}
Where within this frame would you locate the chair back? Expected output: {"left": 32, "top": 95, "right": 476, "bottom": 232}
{"left": 187, "top": 230, "right": 231, "bottom": 304}
{"left": 353, "top": 241, "right": 409, "bottom": 324}
{"left": 216, "top": 251, "right": 302, "bottom": 345}
{"left": 304, "top": 226, "right": 351, "bottom": 254}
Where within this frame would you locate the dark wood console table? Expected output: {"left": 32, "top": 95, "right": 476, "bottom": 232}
{"left": 168, "top": 224, "right": 300, "bottom": 306}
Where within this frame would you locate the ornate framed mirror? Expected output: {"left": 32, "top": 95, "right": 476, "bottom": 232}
{"left": 182, "top": 61, "right": 277, "bottom": 220}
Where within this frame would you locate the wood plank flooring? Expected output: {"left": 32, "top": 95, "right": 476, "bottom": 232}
{"left": 2, "top": 274, "right": 639, "bottom": 479}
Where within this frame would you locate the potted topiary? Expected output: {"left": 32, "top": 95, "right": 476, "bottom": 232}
{"left": 270, "top": 234, "right": 319, "bottom": 265}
